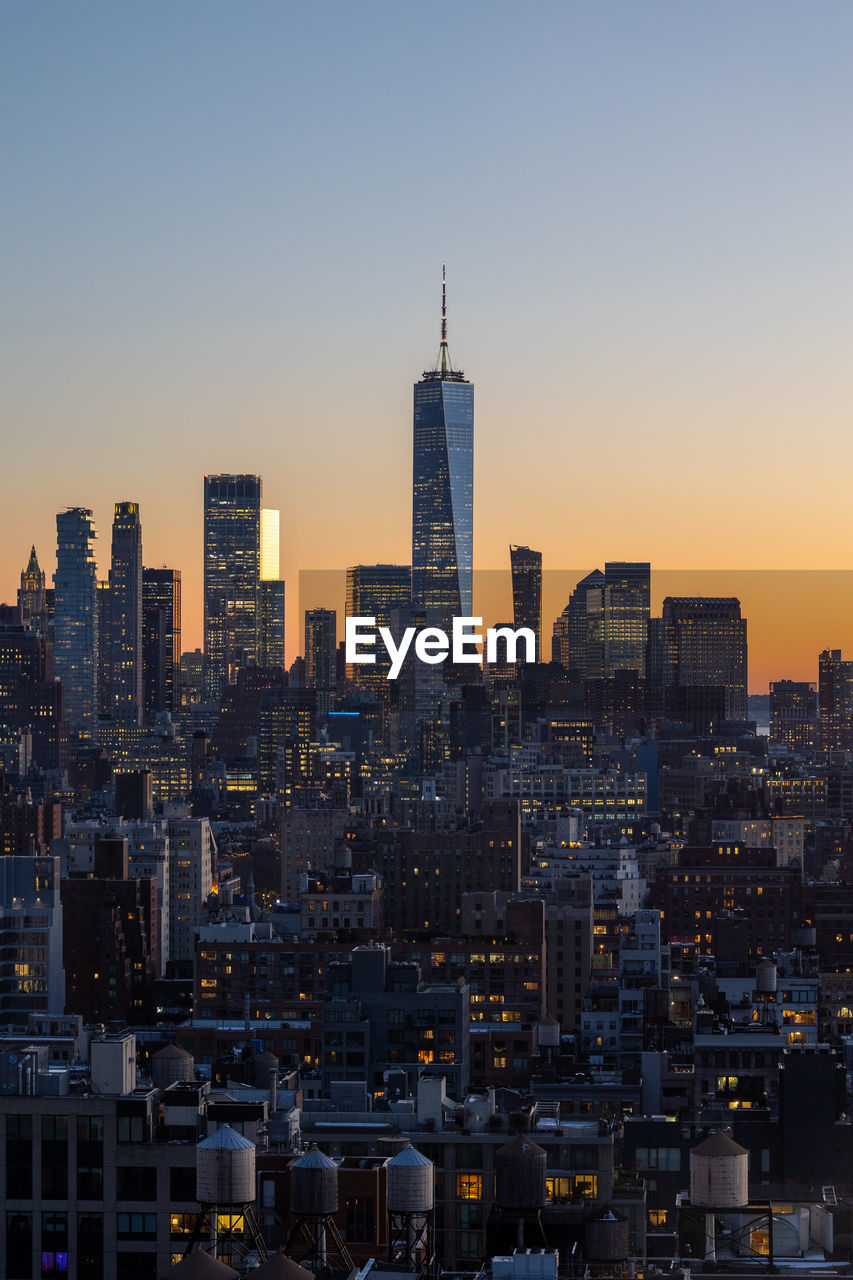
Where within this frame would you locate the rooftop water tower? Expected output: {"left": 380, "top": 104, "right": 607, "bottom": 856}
{"left": 686, "top": 1130, "right": 750, "bottom": 1261}
{"left": 387, "top": 1143, "right": 435, "bottom": 1273}
{"left": 182, "top": 1125, "right": 269, "bottom": 1267}
{"left": 491, "top": 1135, "right": 549, "bottom": 1251}
{"left": 286, "top": 1145, "right": 353, "bottom": 1272}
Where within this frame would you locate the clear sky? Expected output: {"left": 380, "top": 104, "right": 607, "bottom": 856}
{"left": 3, "top": 2, "right": 853, "bottom": 689}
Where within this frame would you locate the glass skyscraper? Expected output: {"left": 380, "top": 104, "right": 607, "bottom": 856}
{"left": 53, "top": 507, "right": 98, "bottom": 735}
{"left": 203, "top": 474, "right": 261, "bottom": 697}
{"left": 142, "top": 567, "right": 182, "bottom": 719}
{"left": 345, "top": 563, "right": 412, "bottom": 692}
{"left": 259, "top": 507, "right": 285, "bottom": 670}
{"left": 603, "top": 561, "right": 651, "bottom": 677}
{"left": 110, "top": 500, "right": 143, "bottom": 724}
{"left": 412, "top": 268, "right": 474, "bottom": 621}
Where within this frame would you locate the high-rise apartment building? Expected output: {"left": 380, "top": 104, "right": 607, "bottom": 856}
{"left": 305, "top": 608, "right": 337, "bottom": 715}
{"left": 345, "top": 564, "right": 411, "bottom": 689}
{"left": 142, "top": 568, "right": 181, "bottom": 720}
{"left": 203, "top": 474, "right": 261, "bottom": 697}
{"left": 109, "top": 501, "right": 143, "bottom": 723}
{"left": 0, "top": 855, "right": 64, "bottom": 1026}
{"left": 259, "top": 507, "right": 285, "bottom": 669}
{"left": 819, "top": 649, "right": 853, "bottom": 752}
{"left": 96, "top": 579, "right": 111, "bottom": 718}
{"left": 658, "top": 596, "right": 748, "bottom": 724}
{"left": 411, "top": 267, "right": 474, "bottom": 621}
{"left": 168, "top": 816, "right": 215, "bottom": 967}
{"left": 770, "top": 680, "right": 817, "bottom": 753}
{"left": 0, "top": 615, "right": 68, "bottom": 771}
{"left": 53, "top": 508, "right": 98, "bottom": 735}
{"left": 510, "top": 545, "right": 542, "bottom": 660}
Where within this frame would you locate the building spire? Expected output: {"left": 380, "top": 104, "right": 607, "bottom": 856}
{"left": 440, "top": 262, "right": 448, "bottom": 374}
{"left": 422, "top": 263, "right": 466, "bottom": 382}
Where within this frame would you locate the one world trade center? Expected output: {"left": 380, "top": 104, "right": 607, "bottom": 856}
{"left": 411, "top": 265, "right": 474, "bottom": 621}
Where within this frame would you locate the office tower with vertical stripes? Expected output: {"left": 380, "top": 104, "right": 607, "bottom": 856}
{"left": 203, "top": 474, "right": 261, "bottom": 698}
{"left": 411, "top": 267, "right": 474, "bottom": 623}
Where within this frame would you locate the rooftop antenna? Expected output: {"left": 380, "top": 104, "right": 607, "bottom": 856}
{"left": 440, "top": 262, "right": 448, "bottom": 375}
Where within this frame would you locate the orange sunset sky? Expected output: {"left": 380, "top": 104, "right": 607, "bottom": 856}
{"left": 4, "top": 3, "right": 853, "bottom": 693}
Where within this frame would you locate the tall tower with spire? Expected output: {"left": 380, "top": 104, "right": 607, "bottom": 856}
{"left": 19, "top": 546, "right": 47, "bottom": 631}
{"left": 411, "top": 265, "right": 474, "bottom": 620}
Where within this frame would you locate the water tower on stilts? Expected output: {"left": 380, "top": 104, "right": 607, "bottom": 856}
{"left": 387, "top": 1143, "right": 435, "bottom": 1273}
{"left": 286, "top": 1146, "right": 354, "bottom": 1272}
{"left": 183, "top": 1124, "right": 269, "bottom": 1266}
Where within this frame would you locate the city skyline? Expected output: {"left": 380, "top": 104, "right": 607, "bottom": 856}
{"left": 5, "top": 3, "right": 853, "bottom": 686}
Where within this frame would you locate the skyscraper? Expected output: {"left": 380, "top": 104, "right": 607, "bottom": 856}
{"left": 345, "top": 564, "right": 412, "bottom": 690}
{"left": 96, "top": 578, "right": 111, "bottom": 718}
{"left": 819, "top": 649, "right": 853, "bottom": 752}
{"left": 109, "top": 501, "right": 143, "bottom": 723}
{"left": 770, "top": 680, "right": 817, "bottom": 753}
{"left": 53, "top": 508, "right": 98, "bottom": 735}
{"left": 203, "top": 474, "right": 262, "bottom": 697}
{"left": 659, "top": 596, "right": 748, "bottom": 725}
{"left": 603, "top": 562, "right": 651, "bottom": 677}
{"left": 142, "top": 568, "right": 182, "bottom": 719}
{"left": 259, "top": 508, "right": 285, "bottom": 670}
{"left": 553, "top": 570, "right": 605, "bottom": 672}
{"left": 411, "top": 266, "right": 474, "bottom": 621}
{"left": 261, "top": 509, "right": 280, "bottom": 581}
{"left": 305, "top": 608, "right": 336, "bottom": 715}
{"left": 510, "top": 545, "right": 542, "bottom": 660}
{"left": 18, "top": 546, "right": 47, "bottom": 633}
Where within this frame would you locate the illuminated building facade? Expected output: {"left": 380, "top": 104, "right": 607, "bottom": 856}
{"left": 554, "top": 562, "right": 649, "bottom": 687}
{"left": 603, "top": 561, "right": 650, "bottom": 677}
{"left": 411, "top": 267, "right": 473, "bottom": 621}
{"left": 0, "top": 855, "right": 64, "bottom": 1026}
{"left": 142, "top": 567, "right": 182, "bottom": 719}
{"left": 819, "top": 648, "right": 853, "bottom": 751}
{"left": 659, "top": 596, "right": 748, "bottom": 723}
{"left": 769, "top": 680, "right": 817, "bottom": 753}
{"left": 53, "top": 507, "right": 99, "bottom": 735}
{"left": 345, "top": 564, "right": 411, "bottom": 690}
{"left": 260, "top": 508, "right": 280, "bottom": 580}
{"left": 96, "top": 579, "right": 111, "bottom": 717}
{"left": 203, "top": 473, "right": 261, "bottom": 697}
{"left": 168, "top": 816, "right": 214, "bottom": 966}
{"left": 553, "top": 569, "right": 606, "bottom": 674}
{"left": 258, "top": 508, "right": 286, "bottom": 668}
{"left": 0, "top": 615, "right": 68, "bottom": 772}
{"left": 18, "top": 545, "right": 47, "bottom": 633}
{"left": 109, "top": 501, "right": 143, "bottom": 724}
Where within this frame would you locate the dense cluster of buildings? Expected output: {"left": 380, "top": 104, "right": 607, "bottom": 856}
{"left": 3, "top": 285, "right": 853, "bottom": 1278}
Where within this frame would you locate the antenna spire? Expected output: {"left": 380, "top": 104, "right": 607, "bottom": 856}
{"left": 438, "top": 262, "right": 445, "bottom": 373}
{"left": 423, "top": 262, "right": 466, "bottom": 382}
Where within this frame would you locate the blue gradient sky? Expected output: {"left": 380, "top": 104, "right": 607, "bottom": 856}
{"left": 3, "top": 2, "right": 853, "bottom": 680}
